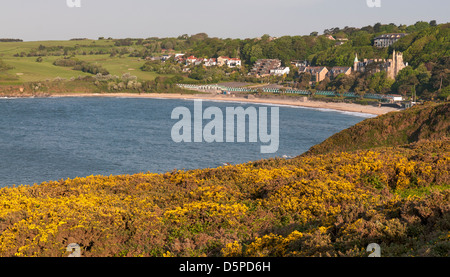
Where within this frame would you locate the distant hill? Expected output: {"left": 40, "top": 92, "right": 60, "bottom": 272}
{"left": 305, "top": 102, "right": 450, "bottom": 155}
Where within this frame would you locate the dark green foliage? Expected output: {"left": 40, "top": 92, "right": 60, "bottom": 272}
{"left": 53, "top": 58, "right": 109, "bottom": 75}
{"left": 392, "top": 23, "right": 450, "bottom": 67}
{"left": 305, "top": 102, "right": 450, "bottom": 156}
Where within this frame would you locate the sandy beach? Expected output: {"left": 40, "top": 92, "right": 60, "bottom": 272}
{"left": 47, "top": 92, "right": 401, "bottom": 116}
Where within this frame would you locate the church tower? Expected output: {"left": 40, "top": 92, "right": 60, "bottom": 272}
{"left": 393, "top": 50, "right": 398, "bottom": 77}
{"left": 388, "top": 50, "right": 396, "bottom": 79}
{"left": 389, "top": 50, "right": 405, "bottom": 79}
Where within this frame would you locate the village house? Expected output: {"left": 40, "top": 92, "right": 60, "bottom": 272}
{"left": 161, "top": 54, "right": 172, "bottom": 61}
{"left": 186, "top": 55, "right": 198, "bottom": 65}
{"left": 373, "top": 33, "right": 407, "bottom": 48}
{"left": 174, "top": 54, "right": 185, "bottom": 64}
{"left": 327, "top": 66, "right": 352, "bottom": 79}
{"left": 194, "top": 58, "right": 204, "bottom": 66}
{"left": 183, "top": 55, "right": 240, "bottom": 67}
{"left": 203, "top": 58, "right": 217, "bottom": 67}
{"left": 270, "top": 67, "right": 290, "bottom": 76}
{"left": 228, "top": 58, "right": 242, "bottom": 68}
{"left": 174, "top": 53, "right": 184, "bottom": 60}
{"left": 249, "top": 59, "right": 282, "bottom": 77}
{"left": 299, "top": 66, "right": 329, "bottom": 82}
{"left": 217, "top": 56, "right": 230, "bottom": 67}
{"left": 215, "top": 56, "right": 241, "bottom": 67}
{"left": 291, "top": 60, "right": 309, "bottom": 68}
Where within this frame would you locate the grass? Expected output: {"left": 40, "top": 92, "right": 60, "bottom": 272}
{"left": 1, "top": 57, "right": 91, "bottom": 83}
{"left": 0, "top": 40, "right": 165, "bottom": 85}
{"left": 396, "top": 183, "right": 450, "bottom": 198}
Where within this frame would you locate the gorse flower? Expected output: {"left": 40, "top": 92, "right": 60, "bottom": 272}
{"left": 0, "top": 139, "right": 448, "bottom": 257}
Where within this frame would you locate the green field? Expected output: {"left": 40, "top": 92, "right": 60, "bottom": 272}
{"left": 0, "top": 40, "right": 165, "bottom": 85}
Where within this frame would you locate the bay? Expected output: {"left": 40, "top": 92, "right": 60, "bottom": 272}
{"left": 0, "top": 97, "right": 371, "bottom": 187}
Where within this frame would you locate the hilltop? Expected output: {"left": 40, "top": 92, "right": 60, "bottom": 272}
{"left": 306, "top": 102, "right": 450, "bottom": 155}
{"left": 0, "top": 104, "right": 449, "bottom": 257}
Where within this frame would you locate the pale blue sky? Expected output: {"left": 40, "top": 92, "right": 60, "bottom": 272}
{"left": 0, "top": 0, "right": 449, "bottom": 41}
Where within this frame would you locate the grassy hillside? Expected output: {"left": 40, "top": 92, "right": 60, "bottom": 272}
{"left": 0, "top": 124, "right": 449, "bottom": 256}
{"left": 0, "top": 39, "right": 176, "bottom": 86}
{"left": 306, "top": 102, "right": 450, "bottom": 156}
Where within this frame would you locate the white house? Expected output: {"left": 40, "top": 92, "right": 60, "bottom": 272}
{"left": 204, "top": 58, "right": 217, "bottom": 67}
{"left": 186, "top": 55, "right": 197, "bottom": 65}
{"left": 270, "top": 67, "right": 290, "bottom": 76}
{"left": 228, "top": 58, "right": 241, "bottom": 68}
{"left": 194, "top": 58, "right": 204, "bottom": 66}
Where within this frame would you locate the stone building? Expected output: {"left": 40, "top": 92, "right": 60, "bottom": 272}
{"left": 298, "top": 66, "right": 329, "bottom": 82}
{"left": 327, "top": 66, "right": 352, "bottom": 79}
{"left": 373, "top": 33, "right": 407, "bottom": 48}
{"left": 353, "top": 51, "right": 407, "bottom": 79}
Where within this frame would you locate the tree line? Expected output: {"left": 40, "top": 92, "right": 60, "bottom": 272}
{"left": 53, "top": 58, "right": 109, "bottom": 75}
{"left": 0, "top": 38, "right": 23, "bottom": 42}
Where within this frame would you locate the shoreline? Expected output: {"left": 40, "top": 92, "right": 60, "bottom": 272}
{"left": 3, "top": 92, "right": 401, "bottom": 116}
{"left": 52, "top": 92, "right": 401, "bottom": 116}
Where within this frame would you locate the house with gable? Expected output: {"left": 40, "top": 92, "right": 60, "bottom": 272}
{"left": 299, "top": 66, "right": 329, "bottom": 82}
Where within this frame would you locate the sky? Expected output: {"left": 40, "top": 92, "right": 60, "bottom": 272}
{"left": 0, "top": 0, "right": 449, "bottom": 41}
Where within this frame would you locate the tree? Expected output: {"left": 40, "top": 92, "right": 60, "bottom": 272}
{"left": 367, "top": 72, "right": 394, "bottom": 94}
{"left": 297, "top": 72, "right": 311, "bottom": 89}
{"left": 374, "top": 22, "right": 382, "bottom": 33}
{"left": 249, "top": 45, "right": 263, "bottom": 64}
{"left": 438, "top": 85, "right": 450, "bottom": 100}
{"left": 393, "top": 67, "right": 419, "bottom": 98}
{"left": 327, "top": 74, "right": 356, "bottom": 94}
{"left": 316, "top": 77, "right": 330, "bottom": 91}
{"left": 430, "top": 57, "right": 450, "bottom": 91}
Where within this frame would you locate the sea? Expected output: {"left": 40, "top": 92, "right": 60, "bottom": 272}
{"left": 0, "top": 97, "right": 374, "bottom": 187}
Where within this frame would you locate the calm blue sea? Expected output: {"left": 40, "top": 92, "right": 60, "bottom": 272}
{"left": 0, "top": 97, "right": 372, "bottom": 187}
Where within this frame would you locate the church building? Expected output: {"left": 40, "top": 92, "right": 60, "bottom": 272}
{"left": 353, "top": 51, "right": 407, "bottom": 79}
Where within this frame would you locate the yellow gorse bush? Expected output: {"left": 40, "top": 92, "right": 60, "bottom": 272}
{"left": 0, "top": 139, "right": 448, "bottom": 257}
